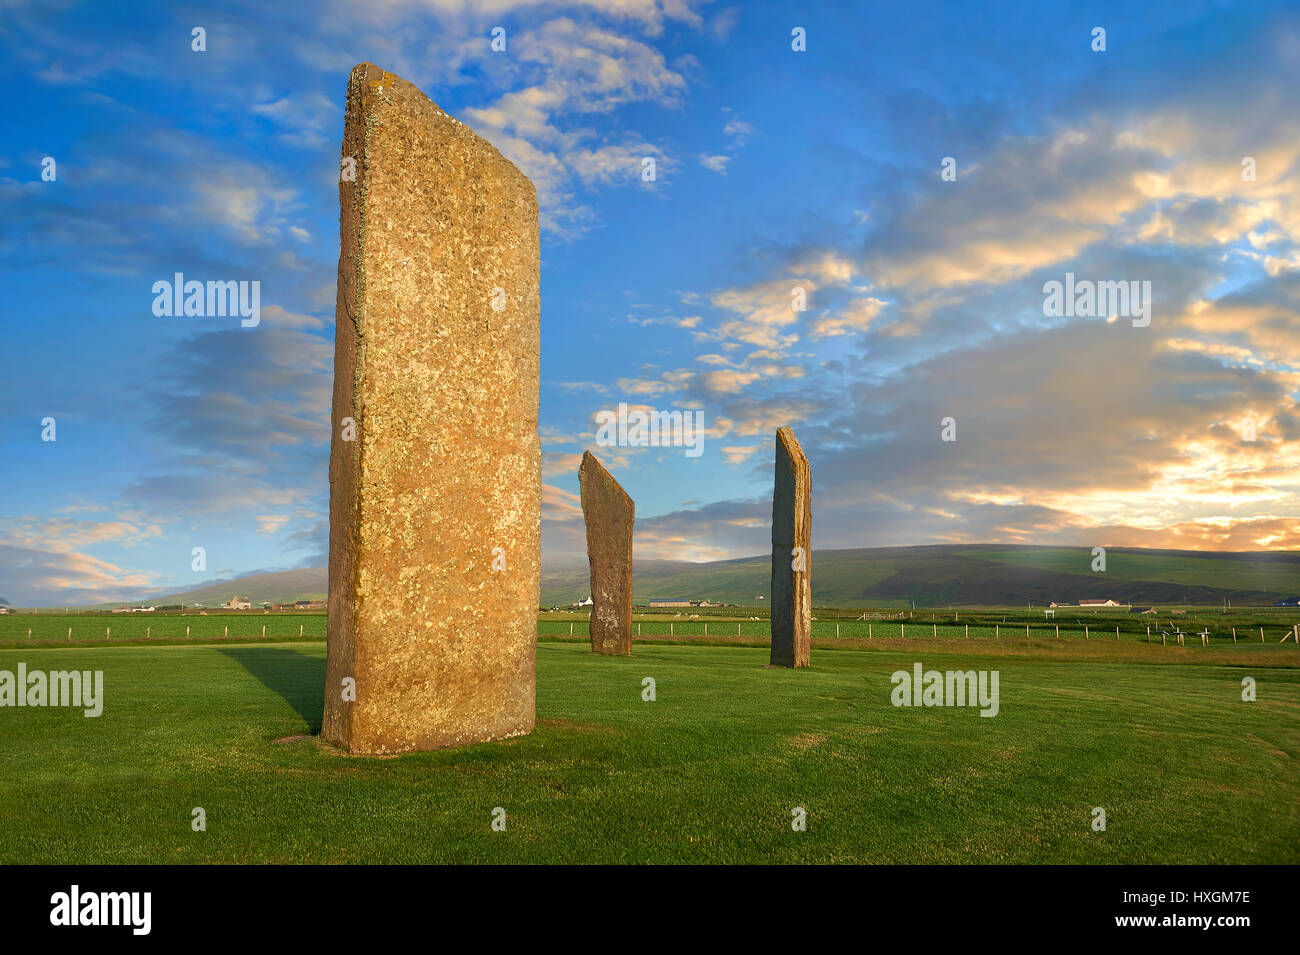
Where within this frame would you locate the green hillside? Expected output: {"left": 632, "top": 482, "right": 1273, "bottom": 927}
{"left": 92, "top": 568, "right": 329, "bottom": 609}
{"left": 72, "top": 544, "right": 1299, "bottom": 611}
{"left": 542, "top": 545, "right": 1300, "bottom": 608}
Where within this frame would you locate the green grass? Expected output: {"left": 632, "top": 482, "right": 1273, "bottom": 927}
{"left": 0, "top": 612, "right": 326, "bottom": 647}
{"left": 1, "top": 638, "right": 1296, "bottom": 863}
{"left": 12, "top": 609, "right": 1295, "bottom": 650}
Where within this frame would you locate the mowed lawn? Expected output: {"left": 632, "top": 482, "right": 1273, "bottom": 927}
{"left": 0, "top": 640, "right": 1296, "bottom": 864}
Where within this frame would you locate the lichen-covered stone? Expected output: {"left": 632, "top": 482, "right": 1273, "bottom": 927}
{"left": 579, "top": 451, "right": 634, "bottom": 655}
{"left": 770, "top": 426, "right": 811, "bottom": 668}
{"left": 322, "top": 64, "right": 540, "bottom": 753}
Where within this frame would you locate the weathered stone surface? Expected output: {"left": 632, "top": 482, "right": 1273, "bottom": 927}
{"left": 579, "top": 451, "right": 634, "bottom": 655}
{"left": 322, "top": 64, "right": 540, "bottom": 754}
{"left": 770, "top": 426, "right": 811, "bottom": 667}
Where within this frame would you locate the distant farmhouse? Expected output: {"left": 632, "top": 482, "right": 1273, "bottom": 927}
{"left": 646, "top": 599, "right": 721, "bottom": 609}
{"left": 224, "top": 595, "right": 252, "bottom": 610}
{"left": 273, "top": 599, "right": 327, "bottom": 610}
{"left": 1048, "top": 599, "right": 1129, "bottom": 609}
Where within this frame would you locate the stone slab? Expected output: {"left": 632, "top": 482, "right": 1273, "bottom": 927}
{"left": 579, "top": 450, "right": 634, "bottom": 655}
{"left": 322, "top": 64, "right": 540, "bottom": 753}
{"left": 770, "top": 426, "right": 811, "bottom": 667}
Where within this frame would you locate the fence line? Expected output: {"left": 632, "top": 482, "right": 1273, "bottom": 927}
{"left": 536, "top": 619, "right": 1300, "bottom": 646}
{"left": 4, "top": 618, "right": 1298, "bottom": 648}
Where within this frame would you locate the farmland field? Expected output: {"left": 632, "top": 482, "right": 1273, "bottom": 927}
{"left": 6, "top": 608, "right": 1295, "bottom": 650}
{"left": 0, "top": 637, "right": 1296, "bottom": 864}
{"left": 0, "top": 612, "right": 326, "bottom": 647}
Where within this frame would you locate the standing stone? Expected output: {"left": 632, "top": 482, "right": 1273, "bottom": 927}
{"left": 579, "top": 451, "right": 634, "bottom": 655}
{"left": 770, "top": 426, "right": 811, "bottom": 667}
{"left": 322, "top": 64, "right": 540, "bottom": 754}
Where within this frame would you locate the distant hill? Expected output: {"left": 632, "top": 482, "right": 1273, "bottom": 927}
{"left": 113, "top": 568, "right": 328, "bottom": 609}
{"left": 105, "top": 544, "right": 1300, "bottom": 610}
{"left": 542, "top": 545, "right": 1300, "bottom": 608}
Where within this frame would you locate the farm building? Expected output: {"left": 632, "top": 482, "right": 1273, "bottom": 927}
{"left": 648, "top": 598, "right": 692, "bottom": 608}
{"left": 224, "top": 595, "right": 252, "bottom": 610}
{"left": 1079, "top": 599, "right": 1123, "bottom": 607}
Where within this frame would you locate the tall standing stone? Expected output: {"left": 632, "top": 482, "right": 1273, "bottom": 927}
{"left": 770, "top": 426, "right": 811, "bottom": 667}
{"left": 579, "top": 451, "right": 634, "bottom": 655}
{"left": 322, "top": 64, "right": 540, "bottom": 754}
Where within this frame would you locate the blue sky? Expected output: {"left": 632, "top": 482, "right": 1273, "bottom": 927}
{"left": 2, "top": 0, "right": 1298, "bottom": 606}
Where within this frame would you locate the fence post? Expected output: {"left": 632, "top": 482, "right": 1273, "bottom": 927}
{"left": 933, "top": 624, "right": 937, "bottom": 638}
{"left": 1260, "top": 627, "right": 1264, "bottom": 643}
{"left": 67, "top": 627, "right": 71, "bottom": 641}
{"left": 836, "top": 623, "right": 840, "bottom": 638}
{"left": 262, "top": 625, "right": 266, "bottom": 638}
{"left": 1026, "top": 624, "right": 1029, "bottom": 639}
{"left": 1085, "top": 625, "right": 1089, "bottom": 639}
{"left": 995, "top": 624, "right": 999, "bottom": 640}
{"left": 704, "top": 623, "right": 708, "bottom": 636}
{"left": 186, "top": 625, "right": 190, "bottom": 639}
{"left": 147, "top": 626, "right": 150, "bottom": 639}
{"left": 1056, "top": 624, "right": 1059, "bottom": 638}
{"left": 1116, "top": 626, "right": 1119, "bottom": 641}
{"left": 1162, "top": 632, "right": 1166, "bottom": 646}
{"left": 902, "top": 623, "right": 905, "bottom": 639}
{"left": 966, "top": 624, "right": 969, "bottom": 639}
{"left": 224, "top": 625, "right": 228, "bottom": 637}
{"left": 569, "top": 622, "right": 573, "bottom": 636}
{"left": 106, "top": 627, "right": 110, "bottom": 640}
{"left": 1232, "top": 627, "right": 1236, "bottom": 643}
{"left": 869, "top": 622, "right": 872, "bottom": 638}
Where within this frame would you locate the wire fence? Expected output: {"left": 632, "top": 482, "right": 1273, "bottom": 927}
{"left": 2, "top": 614, "right": 1295, "bottom": 648}
{"left": 541, "top": 618, "right": 1300, "bottom": 646}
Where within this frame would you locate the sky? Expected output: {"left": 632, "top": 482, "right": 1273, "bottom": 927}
{"left": 1, "top": 0, "right": 1298, "bottom": 606}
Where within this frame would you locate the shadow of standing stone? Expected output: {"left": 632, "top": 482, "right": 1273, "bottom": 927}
{"left": 770, "top": 426, "right": 811, "bottom": 667}
{"left": 322, "top": 64, "right": 540, "bottom": 754}
{"left": 579, "top": 451, "right": 634, "bottom": 655}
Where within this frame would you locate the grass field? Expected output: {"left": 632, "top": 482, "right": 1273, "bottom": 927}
{"left": 7, "top": 609, "right": 1294, "bottom": 650}
{"left": 1, "top": 637, "right": 1296, "bottom": 863}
